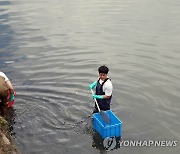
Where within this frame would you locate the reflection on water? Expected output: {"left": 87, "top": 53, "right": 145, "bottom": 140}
{"left": 92, "top": 132, "right": 121, "bottom": 153}
{"left": 0, "top": 0, "right": 180, "bottom": 153}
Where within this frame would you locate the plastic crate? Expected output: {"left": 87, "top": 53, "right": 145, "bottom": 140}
{"left": 93, "top": 110, "right": 122, "bottom": 139}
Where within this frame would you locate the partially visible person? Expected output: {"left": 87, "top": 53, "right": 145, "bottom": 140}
{"left": 89, "top": 65, "right": 113, "bottom": 113}
{"left": 0, "top": 72, "right": 15, "bottom": 114}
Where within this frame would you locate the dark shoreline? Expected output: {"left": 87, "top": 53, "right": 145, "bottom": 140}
{"left": 0, "top": 114, "right": 19, "bottom": 153}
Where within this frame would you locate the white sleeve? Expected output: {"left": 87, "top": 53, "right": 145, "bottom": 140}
{"left": 104, "top": 81, "right": 113, "bottom": 96}
{"left": 0, "top": 72, "right": 9, "bottom": 81}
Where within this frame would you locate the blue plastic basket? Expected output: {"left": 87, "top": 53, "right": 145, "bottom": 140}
{"left": 93, "top": 110, "right": 122, "bottom": 139}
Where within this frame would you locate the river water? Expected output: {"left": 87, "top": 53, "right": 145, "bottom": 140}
{"left": 0, "top": 0, "right": 180, "bottom": 153}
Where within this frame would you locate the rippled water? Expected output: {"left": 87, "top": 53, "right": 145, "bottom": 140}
{"left": 1, "top": 0, "right": 180, "bottom": 153}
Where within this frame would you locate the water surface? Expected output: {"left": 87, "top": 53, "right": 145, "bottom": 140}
{"left": 0, "top": 0, "right": 180, "bottom": 154}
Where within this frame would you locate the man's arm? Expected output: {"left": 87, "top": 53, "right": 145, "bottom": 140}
{"left": 5, "top": 80, "right": 14, "bottom": 94}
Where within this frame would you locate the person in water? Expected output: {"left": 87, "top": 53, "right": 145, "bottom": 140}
{"left": 0, "top": 71, "right": 15, "bottom": 114}
{"left": 89, "top": 65, "right": 113, "bottom": 113}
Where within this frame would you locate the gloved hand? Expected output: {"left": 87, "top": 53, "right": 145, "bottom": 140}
{"left": 92, "top": 94, "right": 103, "bottom": 99}
{"left": 88, "top": 81, "right": 97, "bottom": 90}
{"left": 10, "top": 93, "right": 15, "bottom": 101}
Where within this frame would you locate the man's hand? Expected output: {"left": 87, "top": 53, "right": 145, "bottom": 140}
{"left": 92, "top": 94, "right": 104, "bottom": 99}
{"left": 10, "top": 93, "right": 14, "bottom": 101}
{"left": 88, "top": 81, "right": 97, "bottom": 90}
